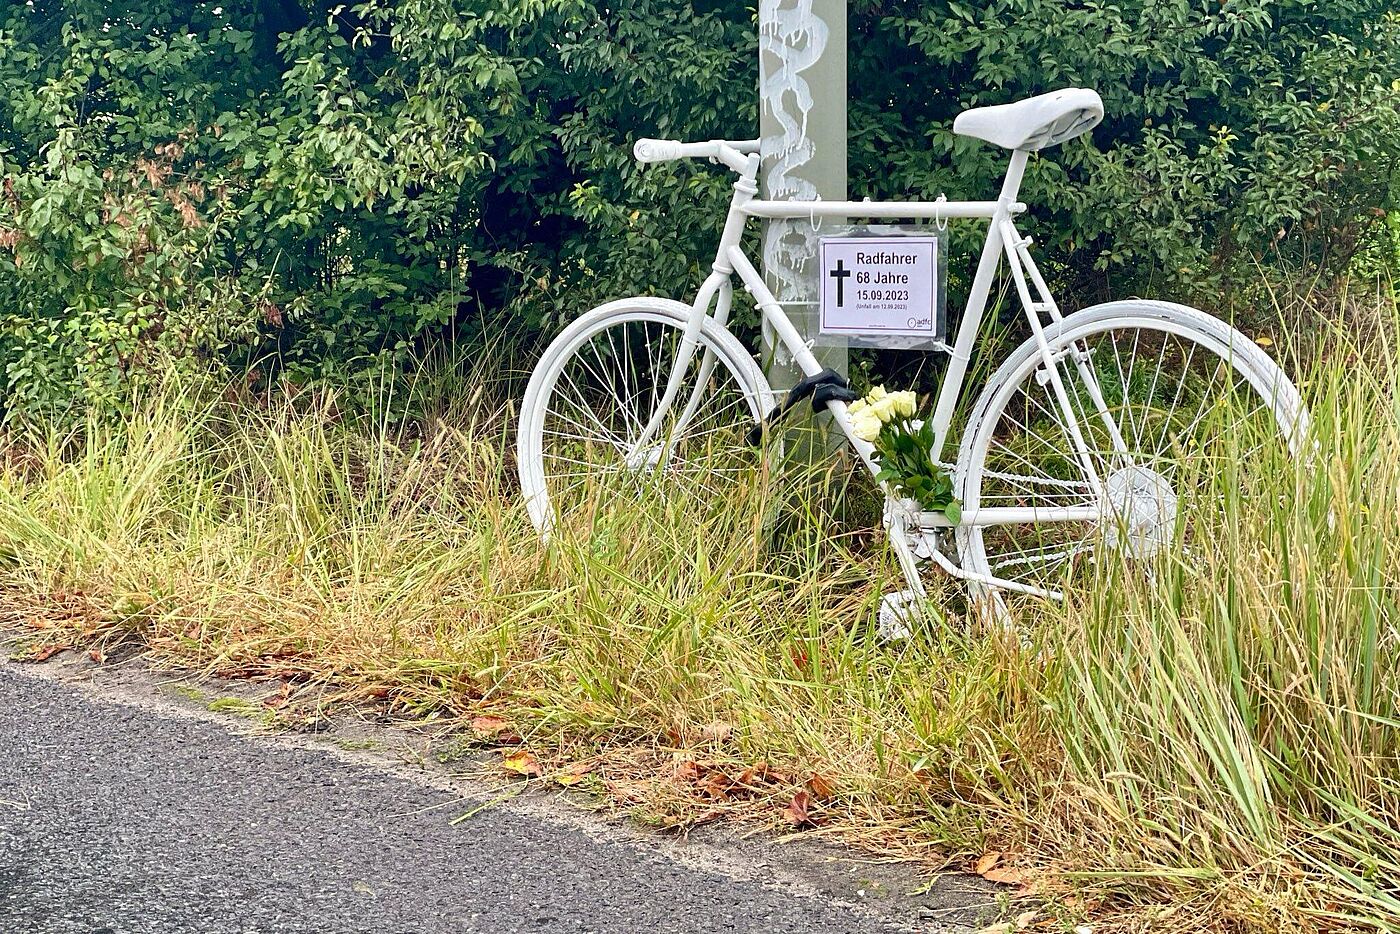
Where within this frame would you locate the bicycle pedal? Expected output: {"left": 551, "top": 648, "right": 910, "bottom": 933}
{"left": 877, "top": 590, "right": 922, "bottom": 642}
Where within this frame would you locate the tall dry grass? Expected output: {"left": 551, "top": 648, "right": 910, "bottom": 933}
{"left": 0, "top": 290, "right": 1396, "bottom": 933}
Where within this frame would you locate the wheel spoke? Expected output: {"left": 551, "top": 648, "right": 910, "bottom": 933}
{"left": 522, "top": 312, "right": 766, "bottom": 535}
{"left": 961, "top": 315, "right": 1300, "bottom": 599}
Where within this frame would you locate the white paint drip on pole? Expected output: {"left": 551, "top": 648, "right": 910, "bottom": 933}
{"left": 758, "top": 0, "right": 847, "bottom": 395}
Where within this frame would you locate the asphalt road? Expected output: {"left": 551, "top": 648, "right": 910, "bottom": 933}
{"left": 0, "top": 664, "right": 932, "bottom": 934}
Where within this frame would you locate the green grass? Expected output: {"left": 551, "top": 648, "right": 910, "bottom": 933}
{"left": 205, "top": 695, "right": 281, "bottom": 727}
{"left": 0, "top": 291, "right": 1396, "bottom": 933}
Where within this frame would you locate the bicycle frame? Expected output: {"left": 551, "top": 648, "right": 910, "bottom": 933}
{"left": 633, "top": 140, "right": 1121, "bottom": 599}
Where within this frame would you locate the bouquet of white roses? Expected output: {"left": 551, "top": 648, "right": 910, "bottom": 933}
{"left": 848, "top": 386, "right": 961, "bottom": 523}
{"left": 846, "top": 385, "right": 916, "bottom": 442}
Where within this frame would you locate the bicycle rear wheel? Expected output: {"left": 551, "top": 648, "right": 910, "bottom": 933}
{"left": 956, "top": 300, "right": 1309, "bottom": 603}
{"left": 517, "top": 298, "right": 774, "bottom": 538}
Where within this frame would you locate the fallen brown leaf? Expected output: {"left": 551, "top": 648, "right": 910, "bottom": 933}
{"left": 735, "top": 760, "right": 790, "bottom": 788}
{"left": 982, "top": 866, "right": 1025, "bottom": 887}
{"left": 807, "top": 772, "right": 836, "bottom": 800}
{"left": 697, "top": 771, "right": 731, "bottom": 799}
{"left": 698, "top": 721, "right": 733, "bottom": 743}
{"left": 471, "top": 715, "right": 511, "bottom": 737}
{"left": 605, "top": 779, "right": 648, "bottom": 804}
{"left": 553, "top": 761, "right": 595, "bottom": 787}
{"left": 974, "top": 851, "right": 1002, "bottom": 876}
{"left": 783, "top": 789, "right": 813, "bottom": 826}
{"left": 29, "top": 643, "right": 68, "bottom": 663}
{"left": 501, "top": 750, "right": 542, "bottom": 778}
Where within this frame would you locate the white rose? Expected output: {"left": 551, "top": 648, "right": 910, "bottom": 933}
{"left": 891, "top": 390, "right": 917, "bottom": 418}
{"left": 851, "top": 409, "right": 882, "bottom": 442}
{"left": 868, "top": 394, "right": 899, "bottom": 423}
{"left": 848, "top": 398, "right": 867, "bottom": 415}
{"left": 867, "top": 385, "right": 888, "bottom": 402}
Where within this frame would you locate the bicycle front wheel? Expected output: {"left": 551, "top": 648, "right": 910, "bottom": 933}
{"left": 517, "top": 298, "right": 774, "bottom": 539}
{"left": 956, "top": 300, "right": 1309, "bottom": 602}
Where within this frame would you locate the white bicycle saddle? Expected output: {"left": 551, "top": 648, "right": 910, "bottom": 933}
{"left": 953, "top": 88, "right": 1105, "bottom": 151}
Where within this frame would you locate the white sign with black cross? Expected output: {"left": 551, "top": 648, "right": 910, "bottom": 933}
{"left": 818, "top": 235, "right": 939, "bottom": 342}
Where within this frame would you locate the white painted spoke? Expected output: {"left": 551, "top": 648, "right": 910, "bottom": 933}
{"left": 533, "top": 315, "right": 762, "bottom": 528}
{"left": 963, "top": 317, "right": 1298, "bottom": 597}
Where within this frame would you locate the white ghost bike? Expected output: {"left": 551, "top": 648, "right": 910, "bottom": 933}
{"left": 516, "top": 88, "right": 1309, "bottom": 618}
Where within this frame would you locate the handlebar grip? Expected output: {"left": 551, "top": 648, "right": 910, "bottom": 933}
{"left": 634, "top": 138, "right": 682, "bottom": 163}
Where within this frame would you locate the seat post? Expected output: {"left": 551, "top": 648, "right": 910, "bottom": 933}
{"left": 998, "top": 150, "right": 1031, "bottom": 205}
{"left": 926, "top": 146, "right": 1034, "bottom": 462}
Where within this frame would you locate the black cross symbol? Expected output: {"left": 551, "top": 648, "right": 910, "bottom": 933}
{"left": 829, "top": 259, "right": 852, "bottom": 307}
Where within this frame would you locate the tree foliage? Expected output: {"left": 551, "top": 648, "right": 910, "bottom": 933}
{"left": 864, "top": 0, "right": 1400, "bottom": 296}
{"left": 0, "top": 0, "right": 1396, "bottom": 417}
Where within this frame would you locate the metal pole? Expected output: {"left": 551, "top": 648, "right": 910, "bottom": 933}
{"left": 758, "top": 0, "right": 848, "bottom": 425}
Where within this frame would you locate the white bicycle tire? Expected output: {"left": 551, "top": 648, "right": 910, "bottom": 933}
{"left": 955, "top": 299, "right": 1310, "bottom": 595}
{"left": 517, "top": 297, "right": 775, "bottom": 536}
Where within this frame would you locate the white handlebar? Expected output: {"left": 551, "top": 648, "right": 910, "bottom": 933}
{"left": 633, "top": 138, "right": 762, "bottom": 167}
{"left": 633, "top": 138, "right": 685, "bottom": 163}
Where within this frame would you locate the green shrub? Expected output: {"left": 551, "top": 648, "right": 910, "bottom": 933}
{"left": 1, "top": 1, "right": 1397, "bottom": 418}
